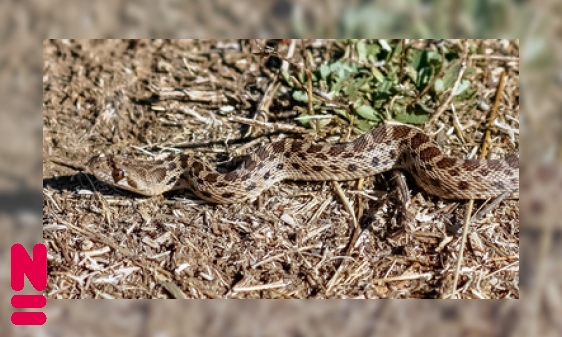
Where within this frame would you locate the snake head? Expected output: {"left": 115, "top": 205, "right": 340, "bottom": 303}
{"left": 86, "top": 154, "right": 159, "bottom": 196}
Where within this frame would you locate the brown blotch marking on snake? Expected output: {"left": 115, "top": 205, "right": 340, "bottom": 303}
{"left": 458, "top": 181, "right": 470, "bottom": 190}
{"left": 312, "top": 166, "right": 323, "bottom": 172}
{"left": 168, "top": 162, "right": 178, "bottom": 171}
{"left": 244, "top": 159, "right": 257, "bottom": 171}
{"left": 419, "top": 147, "right": 441, "bottom": 162}
{"left": 461, "top": 159, "right": 480, "bottom": 171}
{"left": 511, "top": 178, "right": 518, "bottom": 185}
{"left": 272, "top": 140, "right": 285, "bottom": 154}
{"left": 196, "top": 178, "right": 204, "bottom": 185}
{"left": 474, "top": 175, "right": 482, "bottom": 182}
{"left": 479, "top": 169, "right": 490, "bottom": 177}
{"left": 256, "top": 147, "right": 269, "bottom": 161}
{"left": 392, "top": 125, "right": 412, "bottom": 140}
{"left": 241, "top": 173, "right": 252, "bottom": 181}
{"left": 328, "top": 145, "right": 345, "bottom": 156}
{"left": 246, "top": 183, "right": 256, "bottom": 191}
{"left": 348, "top": 164, "right": 357, "bottom": 172}
{"left": 166, "top": 176, "right": 177, "bottom": 186}
{"left": 215, "top": 182, "right": 228, "bottom": 188}
{"left": 384, "top": 140, "right": 392, "bottom": 146}
{"left": 448, "top": 169, "right": 460, "bottom": 177}
{"left": 180, "top": 155, "right": 189, "bottom": 169}
{"left": 264, "top": 171, "right": 270, "bottom": 180}
{"left": 389, "top": 150, "right": 397, "bottom": 159}
{"left": 370, "top": 125, "right": 388, "bottom": 143}
{"left": 276, "top": 163, "right": 284, "bottom": 170}
{"left": 493, "top": 181, "right": 505, "bottom": 190}
{"left": 126, "top": 177, "right": 138, "bottom": 189}
{"left": 505, "top": 154, "right": 519, "bottom": 169}
{"left": 372, "top": 156, "right": 380, "bottom": 167}
{"left": 192, "top": 161, "right": 205, "bottom": 175}
{"left": 297, "top": 152, "right": 307, "bottom": 160}
{"left": 200, "top": 191, "right": 212, "bottom": 198}
{"left": 407, "top": 164, "right": 418, "bottom": 177}
{"left": 224, "top": 172, "right": 239, "bottom": 181}
{"left": 292, "top": 163, "right": 301, "bottom": 170}
{"left": 315, "top": 153, "right": 328, "bottom": 161}
{"left": 436, "top": 157, "right": 457, "bottom": 169}
{"left": 353, "top": 136, "right": 368, "bottom": 152}
{"left": 429, "top": 177, "right": 441, "bottom": 187}
{"left": 256, "top": 163, "right": 265, "bottom": 170}
{"left": 504, "top": 169, "right": 513, "bottom": 176}
{"left": 205, "top": 173, "right": 219, "bottom": 183}
{"left": 291, "top": 140, "right": 303, "bottom": 153}
{"left": 329, "top": 165, "right": 340, "bottom": 172}
{"left": 410, "top": 132, "right": 430, "bottom": 149}
{"left": 283, "top": 152, "right": 291, "bottom": 158}
{"left": 221, "top": 192, "right": 235, "bottom": 199}
{"left": 342, "top": 152, "right": 354, "bottom": 159}
{"left": 487, "top": 160, "right": 504, "bottom": 171}
{"left": 307, "top": 144, "right": 323, "bottom": 153}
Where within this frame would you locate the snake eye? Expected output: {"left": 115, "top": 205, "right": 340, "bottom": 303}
{"left": 112, "top": 169, "right": 125, "bottom": 182}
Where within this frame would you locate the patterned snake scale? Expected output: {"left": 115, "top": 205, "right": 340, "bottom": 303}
{"left": 87, "top": 124, "right": 519, "bottom": 204}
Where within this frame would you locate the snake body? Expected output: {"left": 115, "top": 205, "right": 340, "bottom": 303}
{"left": 87, "top": 124, "right": 519, "bottom": 203}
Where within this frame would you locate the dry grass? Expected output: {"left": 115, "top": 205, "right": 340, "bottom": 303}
{"left": 43, "top": 39, "right": 518, "bottom": 299}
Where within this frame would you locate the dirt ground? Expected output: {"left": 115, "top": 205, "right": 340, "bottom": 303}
{"left": 42, "top": 39, "right": 519, "bottom": 299}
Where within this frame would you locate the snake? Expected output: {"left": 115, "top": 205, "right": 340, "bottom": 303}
{"left": 87, "top": 124, "right": 519, "bottom": 204}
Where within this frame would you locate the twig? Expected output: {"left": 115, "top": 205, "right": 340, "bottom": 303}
{"left": 300, "top": 40, "right": 318, "bottom": 130}
{"left": 151, "top": 86, "right": 227, "bottom": 103}
{"left": 232, "top": 281, "right": 288, "bottom": 292}
{"left": 481, "top": 70, "right": 507, "bottom": 156}
{"left": 244, "top": 39, "right": 295, "bottom": 137}
{"left": 229, "top": 116, "right": 308, "bottom": 133}
{"left": 450, "top": 68, "right": 508, "bottom": 298}
{"left": 373, "top": 272, "right": 433, "bottom": 284}
{"left": 50, "top": 157, "right": 86, "bottom": 172}
{"left": 429, "top": 40, "right": 469, "bottom": 123}
{"left": 450, "top": 199, "right": 475, "bottom": 298}
{"left": 471, "top": 190, "right": 513, "bottom": 222}
{"left": 154, "top": 102, "right": 211, "bottom": 124}
{"left": 325, "top": 181, "right": 359, "bottom": 295}
{"left": 470, "top": 55, "right": 519, "bottom": 62}
{"left": 399, "top": 39, "right": 406, "bottom": 81}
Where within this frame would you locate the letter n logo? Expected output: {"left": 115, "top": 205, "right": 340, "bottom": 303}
{"left": 11, "top": 243, "right": 47, "bottom": 325}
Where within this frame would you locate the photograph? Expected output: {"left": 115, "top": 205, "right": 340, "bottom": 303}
{"left": 42, "top": 39, "right": 519, "bottom": 299}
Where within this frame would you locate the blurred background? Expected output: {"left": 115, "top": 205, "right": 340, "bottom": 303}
{"left": 0, "top": 0, "right": 559, "bottom": 336}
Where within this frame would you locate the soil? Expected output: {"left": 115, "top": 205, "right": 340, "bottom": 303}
{"left": 43, "top": 39, "right": 519, "bottom": 299}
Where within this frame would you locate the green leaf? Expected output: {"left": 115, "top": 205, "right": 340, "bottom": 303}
{"left": 377, "top": 79, "right": 393, "bottom": 95}
{"left": 371, "top": 66, "right": 385, "bottom": 82}
{"left": 281, "top": 70, "right": 292, "bottom": 86}
{"left": 454, "top": 79, "right": 470, "bottom": 96}
{"left": 434, "top": 78, "right": 445, "bottom": 93}
{"left": 296, "top": 114, "right": 312, "bottom": 127}
{"left": 366, "top": 44, "right": 381, "bottom": 63}
{"left": 320, "top": 64, "right": 331, "bottom": 80}
{"left": 395, "top": 112, "right": 428, "bottom": 124}
{"left": 357, "top": 40, "right": 367, "bottom": 62}
{"left": 316, "top": 116, "right": 331, "bottom": 130}
{"left": 292, "top": 91, "right": 310, "bottom": 103}
{"left": 354, "top": 120, "right": 375, "bottom": 132}
{"left": 442, "top": 62, "right": 461, "bottom": 88}
{"left": 355, "top": 104, "right": 380, "bottom": 121}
